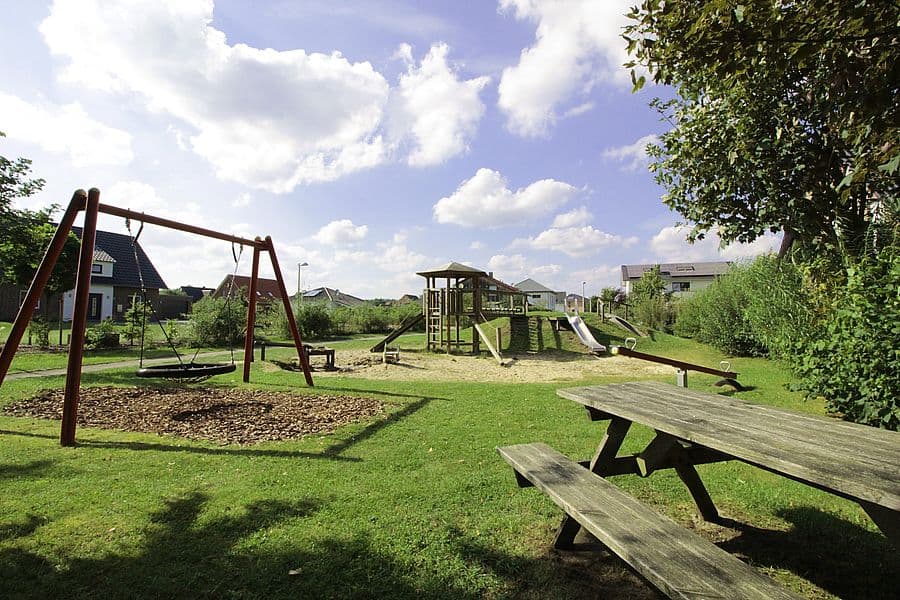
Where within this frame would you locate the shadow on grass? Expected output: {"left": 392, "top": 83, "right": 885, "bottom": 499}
{"left": 0, "top": 492, "right": 495, "bottom": 599}
{"left": 717, "top": 507, "right": 898, "bottom": 599}
{"left": 0, "top": 514, "right": 47, "bottom": 542}
{"left": 447, "top": 526, "right": 657, "bottom": 600}
{"left": 0, "top": 458, "right": 57, "bottom": 480}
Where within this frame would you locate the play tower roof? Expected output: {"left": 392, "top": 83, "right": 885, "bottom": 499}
{"left": 416, "top": 262, "right": 487, "bottom": 279}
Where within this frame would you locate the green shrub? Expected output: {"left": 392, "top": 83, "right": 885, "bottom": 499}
{"left": 122, "top": 298, "right": 151, "bottom": 346}
{"left": 295, "top": 303, "right": 333, "bottom": 339}
{"left": 741, "top": 256, "right": 813, "bottom": 358}
{"left": 795, "top": 250, "right": 900, "bottom": 430}
{"left": 188, "top": 297, "right": 245, "bottom": 347}
{"left": 629, "top": 265, "right": 674, "bottom": 330}
{"left": 28, "top": 316, "right": 51, "bottom": 349}
{"left": 86, "top": 318, "right": 120, "bottom": 349}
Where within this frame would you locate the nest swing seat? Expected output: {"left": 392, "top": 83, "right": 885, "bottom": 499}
{"left": 135, "top": 362, "right": 236, "bottom": 379}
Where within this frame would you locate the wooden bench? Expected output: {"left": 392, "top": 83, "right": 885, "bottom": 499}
{"left": 498, "top": 442, "right": 799, "bottom": 600}
{"left": 289, "top": 345, "right": 335, "bottom": 370}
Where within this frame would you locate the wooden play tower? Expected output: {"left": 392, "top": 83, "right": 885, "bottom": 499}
{"left": 416, "top": 262, "right": 527, "bottom": 355}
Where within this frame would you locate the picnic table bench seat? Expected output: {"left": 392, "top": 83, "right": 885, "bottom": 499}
{"left": 498, "top": 442, "right": 799, "bottom": 600}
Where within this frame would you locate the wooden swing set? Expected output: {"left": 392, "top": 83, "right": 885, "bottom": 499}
{"left": 0, "top": 188, "right": 314, "bottom": 446}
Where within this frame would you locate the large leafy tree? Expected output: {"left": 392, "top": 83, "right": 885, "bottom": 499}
{"left": 1, "top": 132, "right": 79, "bottom": 297}
{"left": 625, "top": 0, "right": 899, "bottom": 266}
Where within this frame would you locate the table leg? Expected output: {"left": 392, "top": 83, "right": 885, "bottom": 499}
{"left": 673, "top": 457, "right": 719, "bottom": 522}
{"left": 555, "top": 417, "right": 631, "bottom": 549}
{"left": 859, "top": 501, "right": 899, "bottom": 549}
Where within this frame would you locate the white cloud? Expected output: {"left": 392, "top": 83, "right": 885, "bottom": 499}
{"left": 470, "top": 241, "right": 485, "bottom": 250}
{"left": 488, "top": 253, "right": 527, "bottom": 275}
{"left": 650, "top": 225, "right": 780, "bottom": 262}
{"left": 488, "top": 254, "right": 562, "bottom": 288}
{"left": 39, "top": 4, "right": 489, "bottom": 191}
{"left": 373, "top": 239, "right": 428, "bottom": 273}
{"left": 497, "top": 0, "right": 633, "bottom": 136}
{"left": 552, "top": 206, "right": 592, "bottom": 228}
{"left": 390, "top": 43, "right": 490, "bottom": 166}
{"left": 0, "top": 93, "right": 133, "bottom": 167}
{"left": 602, "top": 134, "right": 659, "bottom": 171}
{"left": 41, "top": 0, "right": 389, "bottom": 192}
{"left": 313, "top": 219, "right": 369, "bottom": 246}
{"left": 571, "top": 264, "right": 623, "bottom": 290}
{"left": 434, "top": 168, "right": 577, "bottom": 227}
{"left": 514, "top": 225, "right": 638, "bottom": 257}
{"left": 232, "top": 192, "right": 252, "bottom": 207}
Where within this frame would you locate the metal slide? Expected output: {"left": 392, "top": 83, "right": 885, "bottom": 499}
{"left": 369, "top": 313, "right": 424, "bottom": 353}
{"left": 566, "top": 314, "right": 607, "bottom": 354}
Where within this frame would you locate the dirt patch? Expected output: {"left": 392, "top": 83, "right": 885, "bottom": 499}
{"left": 3, "top": 387, "right": 382, "bottom": 445}
{"left": 304, "top": 348, "right": 673, "bottom": 383}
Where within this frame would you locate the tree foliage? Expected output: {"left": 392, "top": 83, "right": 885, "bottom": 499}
{"left": 0, "top": 131, "right": 79, "bottom": 295}
{"left": 625, "top": 1, "right": 899, "bottom": 265}
{"left": 795, "top": 249, "right": 900, "bottom": 430}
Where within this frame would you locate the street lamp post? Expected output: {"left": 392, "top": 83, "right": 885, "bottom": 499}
{"left": 297, "top": 262, "right": 308, "bottom": 306}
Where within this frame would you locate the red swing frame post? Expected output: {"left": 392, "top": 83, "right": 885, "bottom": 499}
{"left": 0, "top": 188, "right": 314, "bottom": 446}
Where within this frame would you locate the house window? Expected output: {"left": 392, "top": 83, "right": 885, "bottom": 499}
{"left": 672, "top": 282, "right": 691, "bottom": 292}
{"left": 91, "top": 264, "right": 102, "bottom": 274}
{"left": 530, "top": 294, "right": 541, "bottom": 299}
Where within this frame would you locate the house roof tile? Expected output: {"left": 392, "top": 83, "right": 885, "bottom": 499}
{"left": 72, "top": 227, "right": 167, "bottom": 289}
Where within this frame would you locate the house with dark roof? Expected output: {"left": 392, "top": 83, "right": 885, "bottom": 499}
{"left": 298, "top": 287, "right": 365, "bottom": 308}
{"left": 620, "top": 262, "right": 732, "bottom": 296}
{"left": 212, "top": 275, "right": 283, "bottom": 306}
{"left": 58, "top": 227, "right": 167, "bottom": 321}
{"left": 515, "top": 277, "right": 565, "bottom": 311}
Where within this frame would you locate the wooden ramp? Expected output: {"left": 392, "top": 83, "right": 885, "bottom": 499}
{"left": 473, "top": 322, "right": 504, "bottom": 365}
{"left": 370, "top": 313, "right": 424, "bottom": 353}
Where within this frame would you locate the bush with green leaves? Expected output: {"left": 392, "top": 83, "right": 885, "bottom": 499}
{"left": 795, "top": 250, "right": 900, "bottom": 430}
{"left": 741, "top": 256, "right": 813, "bottom": 359}
{"left": 188, "top": 296, "right": 245, "bottom": 347}
{"left": 28, "top": 316, "right": 50, "bottom": 349}
{"left": 674, "top": 256, "right": 812, "bottom": 358}
{"left": 629, "top": 265, "right": 674, "bottom": 330}
{"left": 673, "top": 263, "right": 762, "bottom": 356}
{"left": 122, "top": 298, "right": 151, "bottom": 346}
{"left": 85, "top": 318, "right": 120, "bottom": 349}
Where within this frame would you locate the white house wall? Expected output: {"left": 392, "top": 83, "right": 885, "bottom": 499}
{"left": 62, "top": 284, "right": 114, "bottom": 321}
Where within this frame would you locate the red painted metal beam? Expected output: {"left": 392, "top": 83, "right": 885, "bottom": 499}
{"left": 97, "top": 203, "right": 266, "bottom": 249}
{"left": 0, "top": 190, "right": 85, "bottom": 386}
{"left": 61, "top": 188, "right": 101, "bottom": 446}
{"left": 264, "top": 236, "right": 313, "bottom": 387}
{"left": 242, "top": 243, "right": 261, "bottom": 383}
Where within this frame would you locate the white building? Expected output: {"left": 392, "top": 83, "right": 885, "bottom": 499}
{"left": 514, "top": 278, "right": 565, "bottom": 311}
{"left": 620, "top": 262, "right": 732, "bottom": 296}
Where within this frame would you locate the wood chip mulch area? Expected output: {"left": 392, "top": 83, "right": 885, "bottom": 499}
{"left": 3, "top": 387, "right": 383, "bottom": 445}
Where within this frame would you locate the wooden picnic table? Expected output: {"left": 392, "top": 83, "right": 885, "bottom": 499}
{"left": 556, "top": 381, "right": 900, "bottom": 545}
{"left": 498, "top": 381, "right": 899, "bottom": 598}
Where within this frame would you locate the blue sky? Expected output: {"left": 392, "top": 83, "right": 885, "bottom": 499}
{"left": 0, "top": 0, "right": 775, "bottom": 298}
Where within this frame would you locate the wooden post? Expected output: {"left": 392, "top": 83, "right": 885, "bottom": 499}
{"left": 496, "top": 327, "right": 502, "bottom": 353}
{"left": 0, "top": 190, "right": 85, "bottom": 386}
{"left": 242, "top": 243, "right": 261, "bottom": 383}
{"left": 676, "top": 369, "right": 688, "bottom": 388}
{"left": 61, "top": 188, "right": 100, "bottom": 446}
{"left": 265, "top": 236, "right": 313, "bottom": 386}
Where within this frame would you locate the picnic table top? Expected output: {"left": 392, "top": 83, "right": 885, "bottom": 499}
{"left": 557, "top": 381, "right": 900, "bottom": 512}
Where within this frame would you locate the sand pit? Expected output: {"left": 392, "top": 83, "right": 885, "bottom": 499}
{"left": 279, "top": 348, "right": 673, "bottom": 383}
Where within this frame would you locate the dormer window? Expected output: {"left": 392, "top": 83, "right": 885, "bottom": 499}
{"left": 676, "top": 265, "right": 695, "bottom": 272}
{"left": 91, "top": 264, "right": 102, "bottom": 274}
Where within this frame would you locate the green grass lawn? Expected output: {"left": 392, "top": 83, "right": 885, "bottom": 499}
{"left": 0, "top": 327, "right": 895, "bottom": 599}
